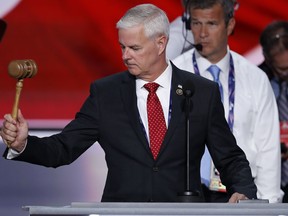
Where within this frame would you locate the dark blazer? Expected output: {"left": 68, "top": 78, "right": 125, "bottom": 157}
{"left": 6, "top": 62, "right": 257, "bottom": 202}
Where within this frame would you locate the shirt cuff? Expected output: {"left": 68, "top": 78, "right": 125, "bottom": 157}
{"left": 6, "top": 140, "right": 27, "bottom": 159}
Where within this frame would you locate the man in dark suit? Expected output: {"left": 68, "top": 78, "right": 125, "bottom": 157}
{"left": 1, "top": 4, "right": 256, "bottom": 202}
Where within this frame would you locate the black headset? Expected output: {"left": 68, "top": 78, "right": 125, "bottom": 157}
{"left": 181, "top": 0, "right": 191, "bottom": 30}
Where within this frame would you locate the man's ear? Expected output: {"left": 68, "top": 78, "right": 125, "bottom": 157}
{"left": 157, "top": 35, "right": 168, "bottom": 55}
{"left": 227, "top": 17, "right": 236, "bottom": 36}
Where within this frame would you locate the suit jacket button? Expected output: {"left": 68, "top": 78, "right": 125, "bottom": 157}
{"left": 153, "top": 166, "right": 159, "bottom": 172}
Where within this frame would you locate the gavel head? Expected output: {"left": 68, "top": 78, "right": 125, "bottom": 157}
{"left": 8, "top": 59, "right": 38, "bottom": 79}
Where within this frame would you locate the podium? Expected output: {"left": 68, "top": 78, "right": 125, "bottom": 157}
{"left": 24, "top": 202, "right": 288, "bottom": 216}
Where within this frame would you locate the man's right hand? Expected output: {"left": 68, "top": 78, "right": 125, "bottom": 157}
{"left": 0, "top": 109, "right": 28, "bottom": 152}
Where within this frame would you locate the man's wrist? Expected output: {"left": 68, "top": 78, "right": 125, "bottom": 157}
{"left": 6, "top": 140, "right": 27, "bottom": 159}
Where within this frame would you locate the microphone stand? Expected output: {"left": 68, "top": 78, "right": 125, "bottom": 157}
{"left": 177, "top": 89, "right": 202, "bottom": 202}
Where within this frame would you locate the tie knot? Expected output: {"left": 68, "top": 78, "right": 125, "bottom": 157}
{"left": 208, "top": 65, "right": 221, "bottom": 82}
{"left": 144, "top": 82, "right": 160, "bottom": 93}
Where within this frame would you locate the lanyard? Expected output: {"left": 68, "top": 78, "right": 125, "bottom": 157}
{"left": 192, "top": 52, "right": 235, "bottom": 131}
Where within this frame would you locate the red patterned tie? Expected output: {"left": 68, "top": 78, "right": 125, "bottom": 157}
{"left": 144, "top": 82, "right": 167, "bottom": 160}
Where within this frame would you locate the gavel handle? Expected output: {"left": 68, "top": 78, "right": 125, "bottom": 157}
{"left": 6, "top": 79, "right": 23, "bottom": 148}
{"left": 11, "top": 79, "right": 23, "bottom": 119}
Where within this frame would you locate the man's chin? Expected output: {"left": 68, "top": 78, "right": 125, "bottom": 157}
{"left": 128, "top": 69, "right": 140, "bottom": 76}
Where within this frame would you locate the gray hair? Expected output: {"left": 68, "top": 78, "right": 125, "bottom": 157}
{"left": 116, "top": 4, "right": 170, "bottom": 39}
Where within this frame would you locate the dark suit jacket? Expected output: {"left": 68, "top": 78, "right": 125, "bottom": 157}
{"left": 6, "top": 62, "right": 257, "bottom": 202}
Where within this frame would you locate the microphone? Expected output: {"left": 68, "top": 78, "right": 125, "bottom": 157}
{"left": 182, "top": 35, "right": 203, "bottom": 52}
{"left": 177, "top": 80, "right": 203, "bottom": 202}
{"left": 193, "top": 43, "right": 203, "bottom": 52}
{"left": 184, "top": 40, "right": 202, "bottom": 52}
{"left": 181, "top": 28, "right": 203, "bottom": 52}
{"left": 182, "top": 80, "right": 194, "bottom": 115}
{"left": 183, "top": 80, "right": 195, "bottom": 99}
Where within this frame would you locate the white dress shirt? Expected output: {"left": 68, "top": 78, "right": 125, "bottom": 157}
{"left": 136, "top": 61, "right": 172, "bottom": 143}
{"left": 172, "top": 47, "right": 283, "bottom": 203}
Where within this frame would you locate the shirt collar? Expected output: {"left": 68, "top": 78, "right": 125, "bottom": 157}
{"left": 136, "top": 60, "right": 172, "bottom": 90}
{"left": 195, "top": 47, "right": 230, "bottom": 74}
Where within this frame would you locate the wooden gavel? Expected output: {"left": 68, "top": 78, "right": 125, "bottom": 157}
{"left": 8, "top": 59, "right": 38, "bottom": 120}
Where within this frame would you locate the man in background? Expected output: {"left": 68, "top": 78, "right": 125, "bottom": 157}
{"left": 259, "top": 20, "right": 288, "bottom": 202}
{"left": 173, "top": 0, "right": 282, "bottom": 203}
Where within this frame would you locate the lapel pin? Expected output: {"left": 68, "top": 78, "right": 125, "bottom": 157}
{"left": 176, "top": 84, "right": 183, "bottom": 95}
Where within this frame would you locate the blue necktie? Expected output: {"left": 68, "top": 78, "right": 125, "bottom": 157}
{"left": 200, "top": 65, "right": 222, "bottom": 187}
{"left": 208, "top": 65, "right": 223, "bottom": 101}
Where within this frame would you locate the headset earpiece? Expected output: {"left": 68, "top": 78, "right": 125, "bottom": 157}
{"left": 181, "top": 14, "right": 191, "bottom": 30}
{"left": 185, "top": 16, "right": 191, "bottom": 30}
{"left": 182, "top": 0, "right": 191, "bottom": 30}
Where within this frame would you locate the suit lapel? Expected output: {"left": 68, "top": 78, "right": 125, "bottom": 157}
{"left": 120, "top": 72, "right": 151, "bottom": 154}
{"left": 158, "top": 64, "right": 186, "bottom": 158}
